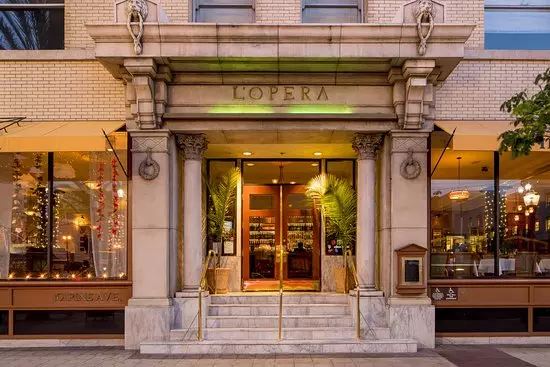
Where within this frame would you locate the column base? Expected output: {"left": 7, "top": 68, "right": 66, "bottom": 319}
{"left": 175, "top": 290, "right": 207, "bottom": 298}
{"left": 355, "top": 287, "right": 384, "bottom": 297}
{"left": 125, "top": 299, "right": 174, "bottom": 350}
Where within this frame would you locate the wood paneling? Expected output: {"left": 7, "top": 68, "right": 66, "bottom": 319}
{"left": 0, "top": 289, "right": 11, "bottom": 307}
{"left": 12, "top": 287, "right": 131, "bottom": 309}
{"left": 533, "top": 285, "right": 550, "bottom": 305}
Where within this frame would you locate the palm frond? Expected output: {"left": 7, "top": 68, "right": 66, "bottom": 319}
{"left": 306, "top": 173, "right": 357, "bottom": 246}
{"left": 205, "top": 167, "right": 240, "bottom": 242}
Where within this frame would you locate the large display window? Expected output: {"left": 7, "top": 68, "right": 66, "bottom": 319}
{"left": 430, "top": 132, "right": 550, "bottom": 279}
{"left": 0, "top": 137, "right": 128, "bottom": 281}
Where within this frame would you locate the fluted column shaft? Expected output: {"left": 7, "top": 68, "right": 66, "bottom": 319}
{"left": 177, "top": 134, "right": 207, "bottom": 292}
{"left": 353, "top": 133, "right": 383, "bottom": 291}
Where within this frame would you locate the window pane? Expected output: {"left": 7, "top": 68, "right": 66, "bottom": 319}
{"left": 436, "top": 308, "right": 528, "bottom": 333}
{"left": 326, "top": 160, "right": 354, "bottom": 184}
{"left": 0, "top": 311, "right": 7, "bottom": 334}
{"left": 430, "top": 139, "right": 495, "bottom": 279}
{"left": 52, "top": 148, "right": 128, "bottom": 280}
{"left": 534, "top": 308, "right": 550, "bottom": 332}
{"left": 499, "top": 152, "right": 550, "bottom": 278}
{"left": 14, "top": 310, "right": 124, "bottom": 335}
{"left": 195, "top": 0, "right": 254, "bottom": 22}
{"left": 0, "top": 9, "right": 64, "bottom": 50}
{"left": 302, "top": 0, "right": 361, "bottom": 23}
{"left": 0, "top": 153, "right": 49, "bottom": 279}
{"left": 485, "top": 8, "right": 550, "bottom": 49}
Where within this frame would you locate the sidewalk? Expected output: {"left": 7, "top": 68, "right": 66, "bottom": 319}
{"left": 0, "top": 345, "right": 548, "bottom": 366}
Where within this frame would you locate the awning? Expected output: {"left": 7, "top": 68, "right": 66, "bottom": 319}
{"left": 436, "top": 120, "right": 512, "bottom": 151}
{"left": 0, "top": 121, "right": 125, "bottom": 152}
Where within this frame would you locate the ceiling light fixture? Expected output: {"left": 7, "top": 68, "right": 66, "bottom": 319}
{"left": 272, "top": 179, "right": 278, "bottom": 184}
{"left": 449, "top": 157, "right": 470, "bottom": 201}
{"left": 313, "top": 152, "right": 322, "bottom": 156}
{"left": 246, "top": 163, "right": 255, "bottom": 167}
{"left": 311, "top": 163, "right": 319, "bottom": 167}
{"left": 290, "top": 181, "right": 296, "bottom": 185}
{"left": 243, "top": 152, "right": 252, "bottom": 156}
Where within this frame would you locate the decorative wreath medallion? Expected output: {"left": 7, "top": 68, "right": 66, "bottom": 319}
{"left": 138, "top": 148, "right": 160, "bottom": 181}
{"left": 400, "top": 149, "right": 422, "bottom": 180}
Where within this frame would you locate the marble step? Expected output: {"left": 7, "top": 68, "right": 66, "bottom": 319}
{"left": 209, "top": 294, "right": 348, "bottom": 305}
{"left": 141, "top": 339, "right": 418, "bottom": 354}
{"left": 206, "top": 315, "right": 354, "bottom": 328}
{"left": 204, "top": 327, "right": 357, "bottom": 340}
{"left": 208, "top": 303, "right": 349, "bottom": 316}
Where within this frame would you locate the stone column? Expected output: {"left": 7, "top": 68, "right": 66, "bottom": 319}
{"left": 352, "top": 133, "right": 383, "bottom": 293}
{"left": 125, "top": 130, "right": 174, "bottom": 349}
{"left": 176, "top": 134, "right": 208, "bottom": 292}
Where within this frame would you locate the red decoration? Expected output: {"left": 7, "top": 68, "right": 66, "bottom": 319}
{"left": 111, "top": 158, "right": 120, "bottom": 237}
{"left": 96, "top": 162, "right": 105, "bottom": 240}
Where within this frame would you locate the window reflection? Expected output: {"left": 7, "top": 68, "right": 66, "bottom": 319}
{"left": 430, "top": 140, "right": 495, "bottom": 278}
{"left": 0, "top": 136, "right": 128, "bottom": 280}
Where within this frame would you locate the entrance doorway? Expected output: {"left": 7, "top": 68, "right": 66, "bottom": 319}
{"left": 242, "top": 161, "right": 321, "bottom": 291}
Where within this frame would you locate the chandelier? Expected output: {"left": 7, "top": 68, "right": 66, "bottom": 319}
{"left": 449, "top": 157, "right": 470, "bottom": 201}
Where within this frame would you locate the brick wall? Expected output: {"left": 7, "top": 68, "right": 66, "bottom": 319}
{"left": 366, "top": 0, "right": 485, "bottom": 49}
{"left": 256, "top": 0, "right": 301, "bottom": 24}
{"left": 160, "top": 0, "right": 189, "bottom": 22}
{"left": 64, "top": 0, "right": 113, "bottom": 50}
{"left": 65, "top": 0, "right": 189, "bottom": 50}
{"left": 0, "top": 61, "right": 125, "bottom": 121}
{"left": 436, "top": 60, "right": 548, "bottom": 120}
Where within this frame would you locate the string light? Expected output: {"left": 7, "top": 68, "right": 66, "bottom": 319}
{"left": 87, "top": 273, "right": 92, "bottom": 279}
{"left": 8, "top": 273, "right": 14, "bottom": 279}
{"left": 71, "top": 274, "right": 76, "bottom": 279}
{"left": 39, "top": 273, "right": 45, "bottom": 279}
{"left": 119, "top": 272, "right": 125, "bottom": 278}
{"left": 55, "top": 273, "right": 60, "bottom": 279}
{"left": 102, "top": 273, "right": 108, "bottom": 279}
{"left": 25, "top": 274, "right": 31, "bottom": 280}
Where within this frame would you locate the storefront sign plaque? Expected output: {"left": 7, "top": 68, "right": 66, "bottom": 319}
{"left": 431, "top": 287, "right": 458, "bottom": 301}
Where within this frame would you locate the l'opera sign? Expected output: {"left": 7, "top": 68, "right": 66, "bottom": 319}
{"left": 232, "top": 85, "right": 329, "bottom": 102}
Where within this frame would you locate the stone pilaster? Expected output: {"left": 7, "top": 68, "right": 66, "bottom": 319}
{"left": 125, "top": 130, "right": 175, "bottom": 349}
{"left": 387, "top": 131, "right": 434, "bottom": 348}
{"left": 176, "top": 134, "right": 208, "bottom": 293}
{"left": 124, "top": 58, "right": 158, "bottom": 130}
{"left": 352, "top": 133, "right": 384, "bottom": 294}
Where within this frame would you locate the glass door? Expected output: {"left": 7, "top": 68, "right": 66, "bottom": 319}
{"left": 242, "top": 183, "right": 320, "bottom": 291}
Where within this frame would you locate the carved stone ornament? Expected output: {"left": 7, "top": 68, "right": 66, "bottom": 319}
{"left": 176, "top": 134, "right": 208, "bottom": 161}
{"left": 414, "top": 0, "right": 436, "bottom": 56}
{"left": 352, "top": 134, "right": 384, "bottom": 160}
{"left": 400, "top": 149, "right": 422, "bottom": 180}
{"left": 126, "top": 0, "right": 148, "bottom": 55}
{"left": 138, "top": 148, "right": 160, "bottom": 180}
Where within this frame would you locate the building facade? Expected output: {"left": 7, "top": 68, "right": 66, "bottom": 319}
{"left": 0, "top": 0, "right": 549, "bottom": 353}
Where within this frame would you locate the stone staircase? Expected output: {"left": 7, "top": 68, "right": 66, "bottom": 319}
{"left": 140, "top": 293, "right": 417, "bottom": 354}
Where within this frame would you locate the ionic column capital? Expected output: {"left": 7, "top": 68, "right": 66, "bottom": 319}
{"left": 352, "top": 133, "right": 384, "bottom": 160}
{"left": 176, "top": 134, "right": 208, "bottom": 161}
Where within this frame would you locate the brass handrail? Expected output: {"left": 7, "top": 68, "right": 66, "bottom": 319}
{"left": 198, "top": 249, "right": 218, "bottom": 341}
{"left": 278, "top": 243, "right": 283, "bottom": 341}
{"left": 344, "top": 249, "right": 360, "bottom": 341}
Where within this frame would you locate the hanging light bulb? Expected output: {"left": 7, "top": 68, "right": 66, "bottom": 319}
{"left": 525, "top": 210, "right": 530, "bottom": 217}
{"left": 514, "top": 215, "right": 520, "bottom": 221}
{"left": 518, "top": 186, "right": 525, "bottom": 194}
{"left": 517, "top": 205, "right": 523, "bottom": 212}
{"left": 529, "top": 206, "right": 535, "bottom": 214}
{"left": 525, "top": 183, "right": 532, "bottom": 191}
{"left": 449, "top": 157, "right": 470, "bottom": 200}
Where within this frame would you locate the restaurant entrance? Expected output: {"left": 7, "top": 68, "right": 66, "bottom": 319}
{"left": 242, "top": 161, "right": 321, "bottom": 291}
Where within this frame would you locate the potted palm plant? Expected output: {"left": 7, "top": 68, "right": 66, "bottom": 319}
{"left": 306, "top": 173, "right": 357, "bottom": 293}
{"left": 204, "top": 167, "right": 240, "bottom": 294}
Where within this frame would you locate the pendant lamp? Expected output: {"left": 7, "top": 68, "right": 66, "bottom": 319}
{"left": 449, "top": 157, "right": 470, "bottom": 201}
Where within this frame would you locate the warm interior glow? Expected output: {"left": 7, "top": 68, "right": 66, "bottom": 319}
{"left": 313, "top": 152, "right": 322, "bottom": 156}
{"left": 448, "top": 190, "right": 470, "bottom": 201}
{"left": 243, "top": 152, "right": 252, "bottom": 156}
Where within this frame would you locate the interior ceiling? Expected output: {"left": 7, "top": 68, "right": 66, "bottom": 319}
{"left": 204, "top": 130, "right": 356, "bottom": 158}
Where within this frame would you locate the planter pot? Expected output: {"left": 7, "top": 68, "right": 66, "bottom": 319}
{"left": 206, "top": 268, "right": 231, "bottom": 294}
{"left": 334, "top": 267, "right": 346, "bottom": 293}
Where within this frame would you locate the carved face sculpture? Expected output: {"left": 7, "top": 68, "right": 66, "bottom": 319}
{"left": 126, "top": 0, "right": 148, "bottom": 21}
{"left": 415, "top": 0, "right": 434, "bottom": 22}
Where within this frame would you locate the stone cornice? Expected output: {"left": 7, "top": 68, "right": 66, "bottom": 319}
{"left": 87, "top": 23, "right": 474, "bottom": 81}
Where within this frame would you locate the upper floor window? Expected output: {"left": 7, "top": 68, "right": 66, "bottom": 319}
{"left": 194, "top": 0, "right": 255, "bottom": 22}
{"left": 302, "top": 0, "right": 363, "bottom": 23}
{"left": 485, "top": 0, "right": 550, "bottom": 50}
{"left": 0, "top": 0, "right": 64, "bottom": 50}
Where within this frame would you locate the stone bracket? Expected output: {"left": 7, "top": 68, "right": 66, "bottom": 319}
{"left": 389, "top": 60, "right": 437, "bottom": 130}
{"left": 124, "top": 59, "right": 172, "bottom": 130}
